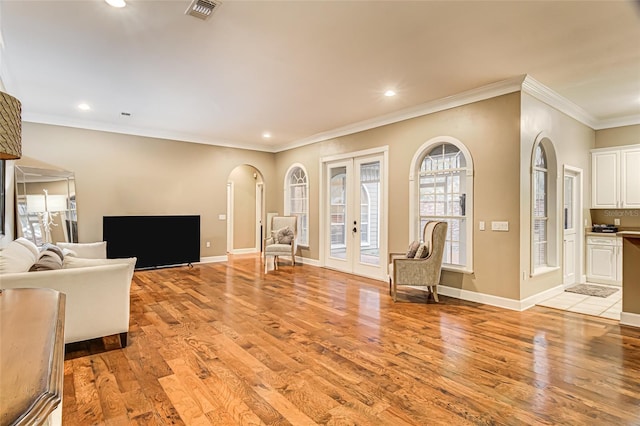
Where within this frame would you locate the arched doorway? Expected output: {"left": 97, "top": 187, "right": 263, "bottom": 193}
{"left": 226, "top": 165, "right": 265, "bottom": 254}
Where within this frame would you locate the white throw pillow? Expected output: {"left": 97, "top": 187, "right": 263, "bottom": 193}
{"left": 57, "top": 242, "right": 107, "bottom": 259}
{"left": 14, "top": 237, "right": 40, "bottom": 259}
{"left": 0, "top": 239, "right": 39, "bottom": 273}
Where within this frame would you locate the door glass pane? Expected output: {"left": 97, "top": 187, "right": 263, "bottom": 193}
{"left": 360, "top": 161, "right": 380, "bottom": 265}
{"left": 330, "top": 167, "right": 347, "bottom": 260}
{"left": 564, "top": 176, "right": 573, "bottom": 230}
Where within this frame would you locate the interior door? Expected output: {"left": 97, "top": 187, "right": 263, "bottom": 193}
{"left": 563, "top": 169, "right": 578, "bottom": 285}
{"left": 324, "top": 154, "right": 386, "bottom": 279}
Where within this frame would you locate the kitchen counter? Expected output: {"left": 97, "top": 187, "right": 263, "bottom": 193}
{"left": 619, "top": 232, "right": 640, "bottom": 327}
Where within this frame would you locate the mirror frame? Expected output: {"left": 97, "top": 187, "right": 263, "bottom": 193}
{"left": 14, "top": 165, "right": 78, "bottom": 246}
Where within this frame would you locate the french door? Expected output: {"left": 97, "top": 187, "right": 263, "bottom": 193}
{"left": 323, "top": 150, "right": 387, "bottom": 280}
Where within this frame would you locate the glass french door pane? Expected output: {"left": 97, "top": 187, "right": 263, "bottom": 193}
{"left": 330, "top": 167, "right": 347, "bottom": 259}
{"left": 360, "top": 161, "right": 380, "bottom": 265}
{"left": 564, "top": 176, "right": 573, "bottom": 230}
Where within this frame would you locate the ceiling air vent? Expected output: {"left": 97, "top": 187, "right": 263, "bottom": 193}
{"left": 185, "top": 0, "right": 221, "bottom": 20}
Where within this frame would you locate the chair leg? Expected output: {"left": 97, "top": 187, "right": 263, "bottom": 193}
{"left": 274, "top": 256, "right": 278, "bottom": 270}
{"left": 392, "top": 280, "right": 397, "bottom": 302}
{"left": 431, "top": 285, "right": 439, "bottom": 303}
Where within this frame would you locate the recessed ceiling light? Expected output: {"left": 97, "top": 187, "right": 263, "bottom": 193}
{"left": 384, "top": 90, "right": 396, "bottom": 97}
{"left": 77, "top": 103, "right": 91, "bottom": 111}
{"left": 105, "top": 0, "right": 126, "bottom": 8}
{"left": 262, "top": 132, "right": 271, "bottom": 139}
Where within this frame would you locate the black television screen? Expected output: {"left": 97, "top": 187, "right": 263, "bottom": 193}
{"left": 103, "top": 215, "right": 200, "bottom": 269}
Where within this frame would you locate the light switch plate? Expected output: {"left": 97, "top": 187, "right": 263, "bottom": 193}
{"left": 614, "top": 218, "right": 621, "bottom": 226}
{"left": 491, "top": 221, "right": 509, "bottom": 231}
{"left": 218, "top": 214, "right": 226, "bottom": 220}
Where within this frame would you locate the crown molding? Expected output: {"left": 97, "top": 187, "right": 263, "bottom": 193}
{"left": 521, "top": 75, "right": 599, "bottom": 128}
{"left": 593, "top": 114, "right": 640, "bottom": 130}
{"left": 21, "top": 74, "right": 639, "bottom": 154}
{"left": 274, "top": 75, "right": 526, "bottom": 153}
{"left": 22, "top": 112, "right": 272, "bottom": 153}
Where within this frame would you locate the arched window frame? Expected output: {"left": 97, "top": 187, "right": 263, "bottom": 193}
{"left": 409, "top": 136, "right": 474, "bottom": 273}
{"left": 284, "top": 163, "right": 309, "bottom": 247}
{"left": 530, "top": 134, "right": 559, "bottom": 275}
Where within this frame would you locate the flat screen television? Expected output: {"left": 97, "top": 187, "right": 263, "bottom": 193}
{"left": 103, "top": 215, "right": 200, "bottom": 269}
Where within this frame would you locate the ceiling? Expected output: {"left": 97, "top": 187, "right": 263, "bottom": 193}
{"left": 1, "top": 0, "right": 639, "bottom": 153}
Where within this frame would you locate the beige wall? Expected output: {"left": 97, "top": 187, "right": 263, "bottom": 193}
{"left": 276, "top": 93, "right": 523, "bottom": 299}
{"left": 228, "top": 164, "right": 261, "bottom": 250}
{"left": 594, "top": 125, "right": 640, "bottom": 148}
{"left": 19, "top": 122, "right": 276, "bottom": 257}
{"left": 12, "top": 92, "right": 624, "bottom": 303}
{"left": 519, "top": 93, "right": 595, "bottom": 299}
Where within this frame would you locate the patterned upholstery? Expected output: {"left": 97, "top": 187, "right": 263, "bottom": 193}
{"left": 263, "top": 216, "right": 297, "bottom": 273}
{"left": 388, "top": 221, "right": 448, "bottom": 302}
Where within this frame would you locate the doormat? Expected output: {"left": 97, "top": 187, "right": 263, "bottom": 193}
{"left": 565, "top": 284, "right": 619, "bottom": 298}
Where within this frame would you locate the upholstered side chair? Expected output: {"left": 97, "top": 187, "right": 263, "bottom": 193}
{"left": 263, "top": 215, "right": 297, "bottom": 273}
{"left": 388, "top": 221, "right": 448, "bottom": 302}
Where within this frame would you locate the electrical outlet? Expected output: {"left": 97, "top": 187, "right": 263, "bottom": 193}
{"left": 206, "top": 241, "right": 211, "bottom": 248}
{"left": 218, "top": 214, "right": 226, "bottom": 220}
{"left": 614, "top": 218, "right": 620, "bottom": 226}
{"left": 479, "top": 221, "right": 485, "bottom": 231}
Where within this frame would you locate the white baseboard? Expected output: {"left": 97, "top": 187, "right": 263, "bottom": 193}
{"left": 437, "top": 286, "right": 524, "bottom": 311}
{"left": 230, "top": 248, "right": 258, "bottom": 255}
{"left": 620, "top": 312, "right": 640, "bottom": 328}
{"left": 198, "top": 255, "right": 228, "bottom": 263}
{"left": 298, "top": 256, "right": 320, "bottom": 267}
{"left": 437, "top": 283, "right": 565, "bottom": 312}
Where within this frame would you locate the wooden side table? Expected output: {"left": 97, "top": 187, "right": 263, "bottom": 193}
{"left": 0, "top": 288, "right": 66, "bottom": 426}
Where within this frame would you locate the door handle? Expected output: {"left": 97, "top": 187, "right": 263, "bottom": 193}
{"left": 353, "top": 227, "right": 358, "bottom": 233}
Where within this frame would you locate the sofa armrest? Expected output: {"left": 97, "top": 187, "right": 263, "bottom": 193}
{"left": 1, "top": 263, "right": 134, "bottom": 343}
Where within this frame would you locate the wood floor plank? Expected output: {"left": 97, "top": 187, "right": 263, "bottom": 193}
{"left": 61, "top": 255, "right": 640, "bottom": 425}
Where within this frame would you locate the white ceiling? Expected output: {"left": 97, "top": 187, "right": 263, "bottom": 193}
{"left": 1, "top": 0, "right": 639, "bottom": 153}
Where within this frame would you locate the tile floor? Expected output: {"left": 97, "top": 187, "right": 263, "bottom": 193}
{"left": 537, "top": 283, "right": 622, "bottom": 320}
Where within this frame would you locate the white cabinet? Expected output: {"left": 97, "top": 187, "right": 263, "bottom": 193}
{"left": 592, "top": 145, "right": 640, "bottom": 208}
{"left": 586, "top": 234, "right": 621, "bottom": 285}
{"left": 621, "top": 149, "right": 640, "bottom": 208}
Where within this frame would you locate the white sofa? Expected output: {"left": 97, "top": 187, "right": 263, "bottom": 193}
{"left": 0, "top": 238, "right": 136, "bottom": 346}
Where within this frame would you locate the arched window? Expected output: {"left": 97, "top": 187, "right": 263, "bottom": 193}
{"left": 410, "top": 137, "right": 474, "bottom": 272}
{"left": 284, "top": 164, "right": 309, "bottom": 247}
{"left": 531, "top": 135, "right": 558, "bottom": 274}
{"left": 532, "top": 144, "right": 548, "bottom": 268}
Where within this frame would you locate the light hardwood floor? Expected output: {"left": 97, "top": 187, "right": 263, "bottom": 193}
{"left": 63, "top": 255, "right": 640, "bottom": 425}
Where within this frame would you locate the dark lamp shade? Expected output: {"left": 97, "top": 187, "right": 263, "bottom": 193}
{"left": 0, "top": 91, "right": 22, "bottom": 160}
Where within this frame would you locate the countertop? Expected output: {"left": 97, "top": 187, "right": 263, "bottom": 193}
{"left": 617, "top": 231, "right": 640, "bottom": 238}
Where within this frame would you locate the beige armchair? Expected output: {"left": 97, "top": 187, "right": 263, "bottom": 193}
{"left": 388, "top": 221, "right": 448, "bottom": 302}
{"left": 264, "top": 216, "right": 297, "bottom": 273}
